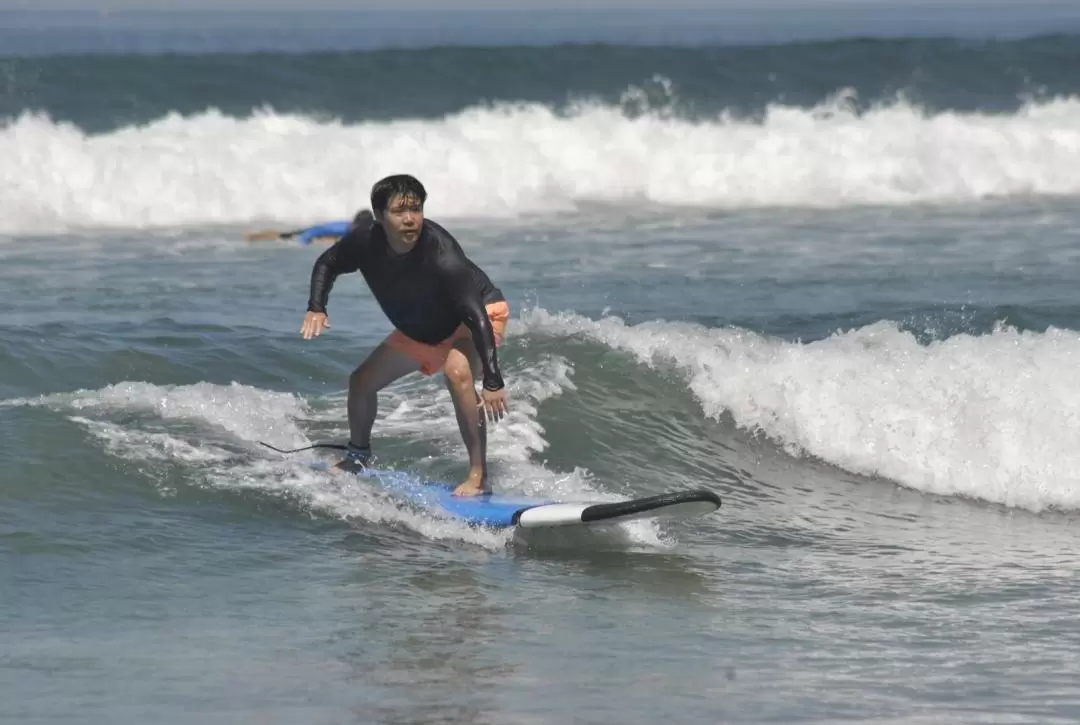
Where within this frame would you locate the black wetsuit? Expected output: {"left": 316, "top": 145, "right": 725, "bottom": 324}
{"left": 307, "top": 213, "right": 506, "bottom": 391}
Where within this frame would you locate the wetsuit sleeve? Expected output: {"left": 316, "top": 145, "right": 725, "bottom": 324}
{"left": 438, "top": 255, "right": 505, "bottom": 391}
{"left": 306, "top": 229, "right": 363, "bottom": 314}
{"left": 296, "top": 220, "right": 351, "bottom": 246}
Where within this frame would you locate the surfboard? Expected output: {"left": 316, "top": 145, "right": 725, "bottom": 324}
{"left": 317, "top": 463, "right": 721, "bottom": 529}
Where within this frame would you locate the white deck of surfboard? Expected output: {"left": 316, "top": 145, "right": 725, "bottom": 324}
{"left": 515, "top": 498, "right": 721, "bottom": 528}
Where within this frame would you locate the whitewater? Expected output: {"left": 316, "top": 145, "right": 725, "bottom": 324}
{"left": 521, "top": 309, "right": 1080, "bottom": 513}
{"left": 4, "top": 92, "right": 1080, "bottom": 233}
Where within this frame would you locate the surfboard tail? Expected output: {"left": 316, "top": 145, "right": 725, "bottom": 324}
{"left": 513, "top": 489, "right": 722, "bottom": 528}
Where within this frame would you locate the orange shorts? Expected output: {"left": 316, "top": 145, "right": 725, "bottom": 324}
{"left": 385, "top": 301, "right": 510, "bottom": 376}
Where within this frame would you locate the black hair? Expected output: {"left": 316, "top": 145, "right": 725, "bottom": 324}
{"left": 370, "top": 174, "right": 427, "bottom": 213}
{"left": 352, "top": 208, "right": 373, "bottom": 226}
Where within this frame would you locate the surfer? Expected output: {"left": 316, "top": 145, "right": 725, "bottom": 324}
{"left": 300, "top": 174, "right": 510, "bottom": 497}
{"left": 245, "top": 210, "right": 370, "bottom": 245}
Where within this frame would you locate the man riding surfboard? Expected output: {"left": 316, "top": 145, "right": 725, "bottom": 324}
{"left": 300, "top": 174, "right": 510, "bottom": 497}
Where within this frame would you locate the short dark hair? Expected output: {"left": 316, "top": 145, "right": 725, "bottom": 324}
{"left": 352, "top": 209, "right": 373, "bottom": 226}
{"left": 370, "top": 174, "right": 427, "bottom": 213}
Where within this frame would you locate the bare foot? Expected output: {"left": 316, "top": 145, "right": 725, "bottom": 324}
{"left": 452, "top": 471, "right": 489, "bottom": 497}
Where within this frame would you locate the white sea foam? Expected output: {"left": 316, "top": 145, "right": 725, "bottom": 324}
{"left": 521, "top": 308, "right": 1080, "bottom": 513}
{"left": 4, "top": 91, "right": 1080, "bottom": 233}
{"left": 9, "top": 358, "right": 666, "bottom": 548}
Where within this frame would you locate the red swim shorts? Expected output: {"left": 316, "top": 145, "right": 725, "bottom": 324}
{"left": 385, "top": 301, "right": 510, "bottom": 376}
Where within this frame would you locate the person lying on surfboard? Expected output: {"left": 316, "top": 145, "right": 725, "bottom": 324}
{"left": 300, "top": 174, "right": 510, "bottom": 497}
{"left": 244, "top": 209, "right": 370, "bottom": 246}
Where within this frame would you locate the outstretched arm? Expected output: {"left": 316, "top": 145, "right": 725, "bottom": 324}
{"left": 301, "top": 229, "right": 363, "bottom": 339}
{"left": 244, "top": 228, "right": 305, "bottom": 242}
{"left": 307, "top": 229, "right": 362, "bottom": 314}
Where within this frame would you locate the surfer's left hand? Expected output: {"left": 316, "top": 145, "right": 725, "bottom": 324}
{"left": 479, "top": 387, "right": 509, "bottom": 423}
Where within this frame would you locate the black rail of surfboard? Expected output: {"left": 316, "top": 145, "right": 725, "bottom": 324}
{"left": 511, "top": 488, "right": 722, "bottom": 525}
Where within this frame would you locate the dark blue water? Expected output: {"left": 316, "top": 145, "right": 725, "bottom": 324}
{"left": 4, "top": 32, "right": 1080, "bottom": 132}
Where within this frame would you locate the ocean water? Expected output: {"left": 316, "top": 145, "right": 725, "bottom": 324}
{"left": 4, "top": 19, "right": 1080, "bottom": 725}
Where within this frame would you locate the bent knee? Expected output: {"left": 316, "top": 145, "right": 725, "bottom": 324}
{"left": 349, "top": 367, "right": 378, "bottom": 395}
{"left": 443, "top": 351, "right": 474, "bottom": 387}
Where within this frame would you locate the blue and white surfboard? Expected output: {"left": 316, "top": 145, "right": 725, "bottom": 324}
{"left": 318, "top": 463, "right": 721, "bottom": 529}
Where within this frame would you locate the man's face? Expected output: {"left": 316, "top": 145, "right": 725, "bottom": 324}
{"left": 378, "top": 193, "right": 424, "bottom": 248}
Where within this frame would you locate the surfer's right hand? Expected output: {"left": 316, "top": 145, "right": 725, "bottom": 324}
{"left": 301, "top": 311, "right": 330, "bottom": 339}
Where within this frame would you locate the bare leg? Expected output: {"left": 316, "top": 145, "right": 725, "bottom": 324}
{"left": 334, "top": 342, "right": 420, "bottom": 468}
{"left": 444, "top": 339, "right": 488, "bottom": 496}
